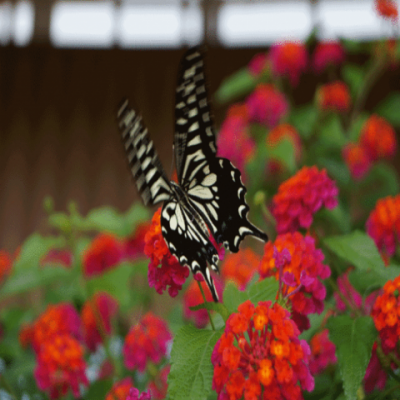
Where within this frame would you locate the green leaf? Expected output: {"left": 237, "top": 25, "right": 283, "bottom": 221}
{"left": 190, "top": 302, "right": 230, "bottom": 323}
{"left": 341, "top": 39, "right": 365, "bottom": 54}
{"left": 324, "top": 230, "right": 384, "bottom": 271}
{"left": 348, "top": 113, "right": 368, "bottom": 142}
{"left": 319, "top": 114, "right": 346, "bottom": 149}
{"left": 376, "top": 92, "right": 400, "bottom": 127}
{"left": 316, "top": 156, "right": 350, "bottom": 187}
{"left": 266, "top": 137, "right": 296, "bottom": 173}
{"left": 122, "top": 203, "right": 151, "bottom": 236}
{"left": 215, "top": 69, "right": 257, "bottom": 104}
{"left": 223, "top": 278, "right": 279, "bottom": 313}
{"left": 85, "top": 379, "right": 113, "bottom": 400}
{"left": 317, "top": 203, "right": 351, "bottom": 234}
{"left": 85, "top": 262, "right": 138, "bottom": 310}
{"left": 168, "top": 325, "right": 223, "bottom": 400}
{"left": 289, "top": 105, "right": 318, "bottom": 139}
{"left": 327, "top": 316, "right": 376, "bottom": 400}
{"left": 342, "top": 64, "right": 365, "bottom": 98}
{"left": 85, "top": 206, "right": 124, "bottom": 235}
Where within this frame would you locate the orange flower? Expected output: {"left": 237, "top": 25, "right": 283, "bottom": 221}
{"left": 83, "top": 233, "right": 123, "bottom": 277}
{"left": 375, "top": 0, "right": 398, "bottom": 20}
{"left": 366, "top": 195, "right": 400, "bottom": 257}
{"left": 221, "top": 248, "right": 260, "bottom": 290}
{"left": 211, "top": 300, "right": 314, "bottom": 400}
{"left": 342, "top": 142, "right": 372, "bottom": 180}
{"left": 105, "top": 377, "right": 134, "bottom": 400}
{"left": 360, "top": 115, "right": 397, "bottom": 161}
{"left": 317, "top": 81, "right": 351, "bottom": 112}
{"left": 0, "top": 250, "right": 12, "bottom": 283}
{"left": 34, "top": 333, "right": 88, "bottom": 399}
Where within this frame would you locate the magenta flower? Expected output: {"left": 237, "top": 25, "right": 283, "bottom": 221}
{"left": 312, "top": 41, "right": 345, "bottom": 73}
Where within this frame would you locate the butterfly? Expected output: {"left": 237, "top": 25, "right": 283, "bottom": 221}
{"left": 117, "top": 47, "right": 268, "bottom": 302}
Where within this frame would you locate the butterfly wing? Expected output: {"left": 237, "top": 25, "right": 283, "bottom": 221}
{"left": 118, "top": 100, "right": 172, "bottom": 205}
{"left": 161, "top": 193, "right": 220, "bottom": 302}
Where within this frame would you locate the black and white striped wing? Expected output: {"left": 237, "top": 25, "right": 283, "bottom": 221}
{"left": 174, "top": 47, "right": 217, "bottom": 186}
{"left": 118, "top": 100, "right": 172, "bottom": 206}
{"left": 160, "top": 194, "right": 220, "bottom": 302}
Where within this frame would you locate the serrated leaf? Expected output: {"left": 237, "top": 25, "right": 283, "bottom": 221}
{"left": 223, "top": 278, "right": 279, "bottom": 313}
{"left": 376, "top": 92, "right": 400, "bottom": 127}
{"left": 324, "top": 230, "right": 384, "bottom": 271}
{"left": 215, "top": 69, "right": 257, "bottom": 104}
{"left": 289, "top": 105, "right": 318, "bottom": 139}
{"left": 342, "top": 64, "right": 364, "bottom": 98}
{"left": 168, "top": 325, "right": 223, "bottom": 400}
{"left": 327, "top": 316, "right": 376, "bottom": 400}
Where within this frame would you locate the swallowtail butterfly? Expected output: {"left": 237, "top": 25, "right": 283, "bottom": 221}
{"left": 117, "top": 47, "right": 268, "bottom": 302}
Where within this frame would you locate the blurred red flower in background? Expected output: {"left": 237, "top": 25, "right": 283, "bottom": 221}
{"left": 147, "top": 365, "right": 170, "bottom": 399}
{"left": 34, "top": 333, "right": 88, "bottom": 399}
{"left": 312, "top": 41, "right": 345, "bottom": 73}
{"left": 342, "top": 143, "right": 372, "bottom": 180}
{"left": 266, "top": 123, "right": 302, "bottom": 173}
{"left": 0, "top": 250, "right": 12, "bottom": 283}
{"left": 41, "top": 249, "right": 73, "bottom": 268}
{"left": 317, "top": 81, "right": 351, "bottom": 113}
{"left": 217, "top": 104, "right": 255, "bottom": 178}
{"left": 105, "top": 377, "right": 134, "bottom": 400}
{"left": 246, "top": 84, "right": 289, "bottom": 128}
{"left": 124, "top": 221, "right": 151, "bottom": 261}
{"left": 123, "top": 312, "right": 172, "bottom": 372}
{"left": 212, "top": 300, "right": 314, "bottom": 400}
{"left": 366, "top": 195, "right": 400, "bottom": 257}
{"left": 81, "top": 292, "right": 118, "bottom": 351}
{"left": 127, "top": 387, "right": 152, "bottom": 400}
{"left": 83, "top": 233, "right": 123, "bottom": 277}
{"left": 248, "top": 52, "right": 269, "bottom": 76}
{"left": 259, "top": 232, "right": 331, "bottom": 331}
{"left": 309, "top": 329, "right": 337, "bottom": 375}
{"left": 360, "top": 115, "right": 397, "bottom": 161}
{"left": 221, "top": 248, "right": 261, "bottom": 290}
{"left": 375, "top": 0, "right": 398, "bottom": 20}
{"left": 272, "top": 166, "right": 338, "bottom": 234}
{"left": 269, "top": 41, "right": 308, "bottom": 86}
{"left": 144, "top": 209, "right": 190, "bottom": 298}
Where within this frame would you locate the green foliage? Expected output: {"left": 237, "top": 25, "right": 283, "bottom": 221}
{"left": 266, "top": 137, "right": 296, "bottom": 173}
{"left": 376, "top": 92, "right": 400, "bottom": 127}
{"left": 288, "top": 105, "right": 318, "bottom": 139}
{"left": 327, "top": 316, "right": 376, "bottom": 400}
{"left": 215, "top": 69, "right": 257, "bottom": 104}
{"left": 168, "top": 325, "right": 223, "bottom": 400}
{"left": 342, "top": 64, "right": 365, "bottom": 98}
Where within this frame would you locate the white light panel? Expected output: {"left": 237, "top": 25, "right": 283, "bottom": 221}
{"left": 12, "top": 1, "right": 34, "bottom": 46}
{"left": 50, "top": 1, "right": 114, "bottom": 47}
{"left": 0, "top": 2, "right": 12, "bottom": 45}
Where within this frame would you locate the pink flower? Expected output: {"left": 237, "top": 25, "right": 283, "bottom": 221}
{"left": 309, "top": 329, "right": 337, "bottom": 374}
{"left": 41, "top": 249, "right": 73, "bottom": 268}
{"left": 123, "top": 312, "right": 172, "bottom": 372}
{"left": 272, "top": 166, "right": 339, "bottom": 234}
{"left": 127, "top": 388, "right": 152, "bottom": 400}
{"left": 342, "top": 143, "right": 372, "bottom": 180}
{"left": 248, "top": 53, "right": 269, "bottom": 76}
{"left": 246, "top": 84, "right": 289, "bottom": 128}
{"left": 312, "top": 42, "right": 345, "bottom": 73}
{"left": 124, "top": 221, "right": 151, "bottom": 260}
{"left": 147, "top": 365, "right": 170, "bottom": 399}
{"left": 364, "top": 343, "right": 388, "bottom": 392}
{"left": 269, "top": 41, "right": 308, "bottom": 86}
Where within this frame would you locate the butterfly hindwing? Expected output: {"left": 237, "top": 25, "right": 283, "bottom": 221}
{"left": 118, "top": 100, "right": 172, "bottom": 205}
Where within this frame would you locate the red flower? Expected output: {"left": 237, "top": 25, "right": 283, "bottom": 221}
{"left": 217, "top": 104, "right": 255, "bottom": 178}
{"left": 312, "top": 42, "right": 345, "bottom": 73}
{"left": 183, "top": 278, "right": 223, "bottom": 328}
{"left": 31, "top": 303, "right": 82, "bottom": 353}
{"left": 34, "top": 333, "right": 88, "bottom": 399}
{"left": 248, "top": 53, "right": 269, "bottom": 76}
{"left": 272, "top": 166, "right": 338, "bottom": 234}
{"left": 212, "top": 300, "right": 314, "bottom": 400}
{"left": 41, "top": 249, "right": 73, "bottom": 268}
{"left": 81, "top": 292, "right": 118, "bottom": 351}
{"left": 317, "top": 81, "right": 351, "bottom": 113}
{"left": 147, "top": 365, "right": 170, "bottom": 399}
{"left": 127, "top": 387, "right": 152, "bottom": 400}
{"left": 123, "top": 312, "right": 172, "bottom": 372}
{"left": 269, "top": 42, "right": 308, "bottom": 86}
{"left": 360, "top": 115, "right": 397, "bottom": 161}
{"left": 221, "top": 248, "right": 261, "bottom": 290}
{"left": 246, "top": 84, "right": 289, "bottom": 128}
{"left": 0, "top": 250, "right": 12, "bottom": 283}
{"left": 309, "top": 329, "right": 337, "bottom": 375}
{"left": 19, "top": 323, "right": 34, "bottom": 348}
{"left": 342, "top": 143, "right": 372, "bottom": 180}
{"left": 375, "top": 0, "right": 398, "bottom": 20}
{"left": 105, "top": 377, "right": 134, "bottom": 400}
{"left": 366, "top": 195, "right": 400, "bottom": 257}
{"left": 124, "top": 221, "right": 151, "bottom": 261}
{"left": 145, "top": 209, "right": 190, "bottom": 298}
{"left": 364, "top": 343, "right": 388, "bottom": 392}
{"left": 334, "top": 271, "right": 362, "bottom": 312}
{"left": 259, "top": 233, "right": 331, "bottom": 331}
{"left": 83, "top": 233, "right": 123, "bottom": 277}
{"left": 266, "top": 123, "right": 302, "bottom": 173}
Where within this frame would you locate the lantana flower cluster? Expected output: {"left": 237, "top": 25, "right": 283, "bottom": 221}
{"left": 212, "top": 300, "right": 314, "bottom": 400}
{"left": 309, "top": 329, "right": 337, "bottom": 375}
{"left": 259, "top": 232, "right": 331, "bottom": 331}
{"left": 312, "top": 41, "right": 345, "bottom": 73}
{"left": 317, "top": 81, "right": 351, "bottom": 113}
{"left": 271, "top": 166, "right": 339, "bottom": 234}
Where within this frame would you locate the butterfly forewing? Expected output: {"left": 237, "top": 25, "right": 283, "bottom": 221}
{"left": 118, "top": 100, "right": 172, "bottom": 206}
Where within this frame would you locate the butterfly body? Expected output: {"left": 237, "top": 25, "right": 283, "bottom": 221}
{"left": 118, "top": 47, "right": 268, "bottom": 302}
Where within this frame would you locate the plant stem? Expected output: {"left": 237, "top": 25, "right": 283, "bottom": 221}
{"left": 197, "top": 281, "right": 216, "bottom": 331}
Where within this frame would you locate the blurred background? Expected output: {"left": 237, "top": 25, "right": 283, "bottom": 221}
{"left": 1, "top": 0, "right": 399, "bottom": 252}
